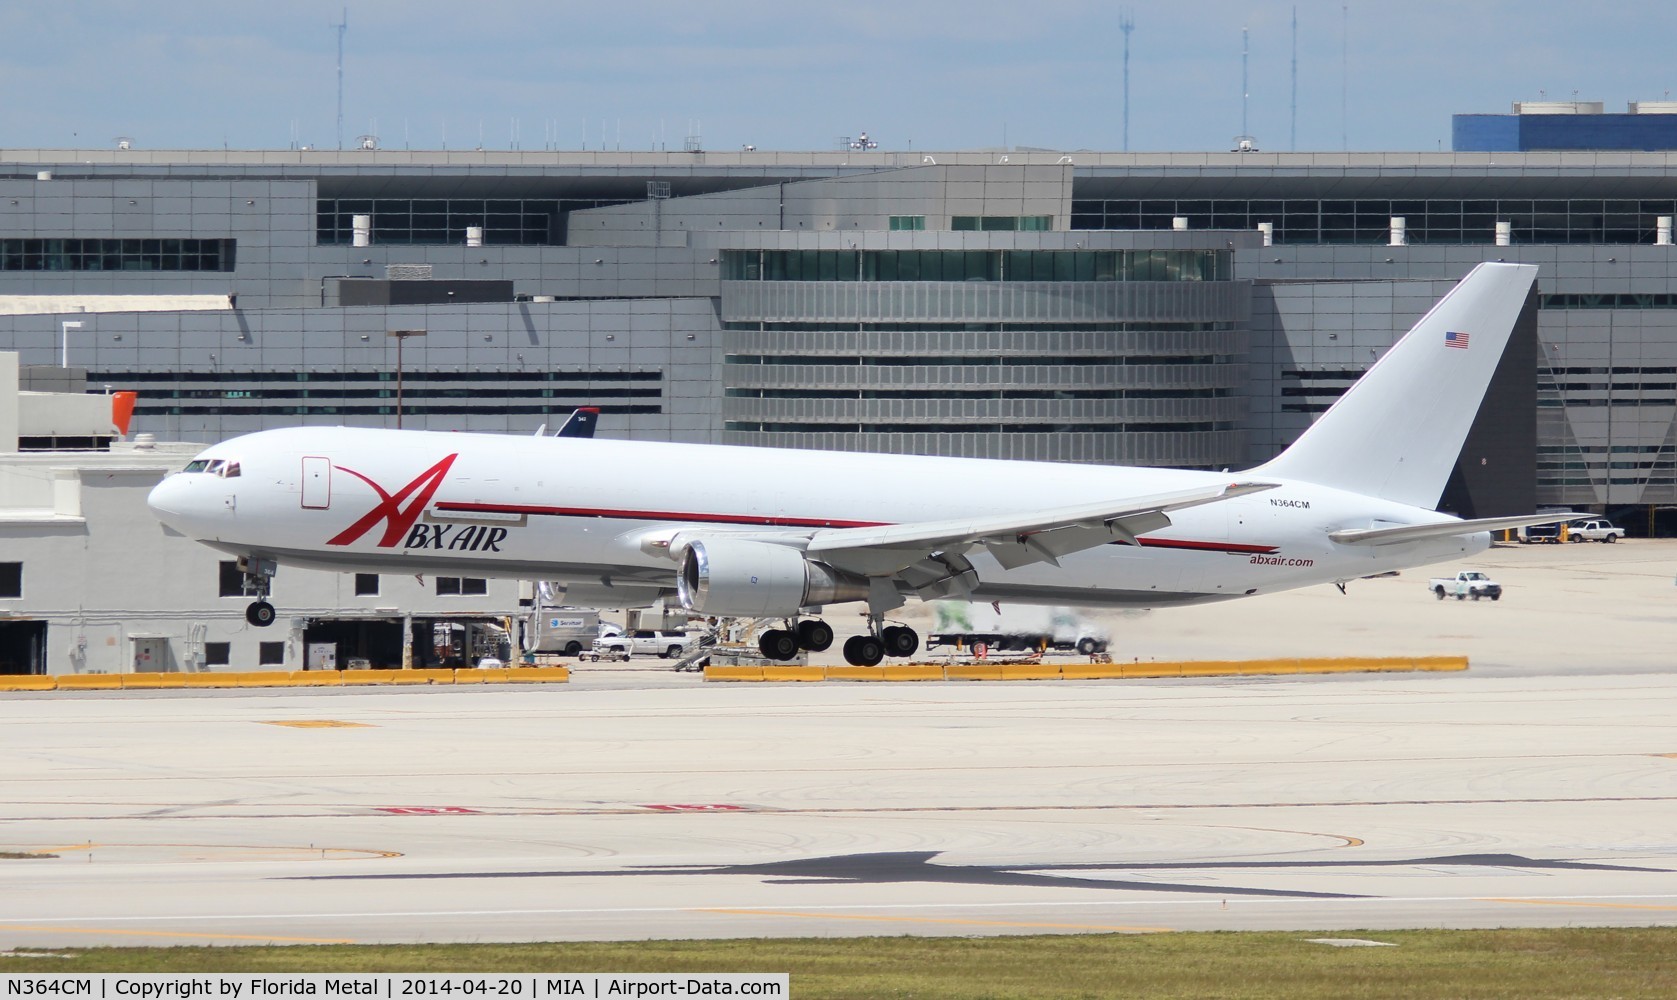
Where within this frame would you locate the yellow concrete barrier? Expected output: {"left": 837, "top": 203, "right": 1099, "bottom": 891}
{"left": 999, "top": 662, "right": 1062, "bottom": 681}
{"left": 825, "top": 665, "right": 886, "bottom": 681}
{"left": 336, "top": 669, "right": 396, "bottom": 685}
{"left": 1060, "top": 662, "right": 1127, "bottom": 680}
{"left": 55, "top": 674, "right": 125, "bottom": 690}
{"left": 1121, "top": 662, "right": 1181, "bottom": 678}
{"left": 290, "top": 670, "right": 342, "bottom": 686}
{"left": 474, "top": 668, "right": 513, "bottom": 684}
{"left": 120, "top": 673, "right": 186, "bottom": 689}
{"left": 945, "top": 662, "right": 1004, "bottom": 681}
{"left": 451, "top": 670, "right": 487, "bottom": 685}
{"left": 884, "top": 664, "right": 944, "bottom": 682}
{"left": 762, "top": 665, "right": 826, "bottom": 682}
{"left": 0, "top": 675, "right": 57, "bottom": 691}
{"left": 383, "top": 669, "right": 441, "bottom": 685}
{"left": 227, "top": 670, "right": 301, "bottom": 688}
{"left": 704, "top": 664, "right": 765, "bottom": 681}
{"left": 1415, "top": 656, "right": 1469, "bottom": 672}
{"left": 505, "top": 667, "right": 570, "bottom": 683}
{"left": 1238, "top": 659, "right": 1301, "bottom": 676}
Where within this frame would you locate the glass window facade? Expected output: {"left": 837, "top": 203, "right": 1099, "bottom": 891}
{"left": 951, "top": 215, "right": 1053, "bottom": 231}
{"left": 1072, "top": 198, "right": 1677, "bottom": 245}
{"left": 722, "top": 249, "right": 1231, "bottom": 282}
{"left": 0, "top": 238, "right": 234, "bottom": 272}
{"left": 888, "top": 215, "right": 926, "bottom": 231}
{"left": 316, "top": 198, "right": 624, "bottom": 246}
{"left": 90, "top": 369, "right": 664, "bottom": 420}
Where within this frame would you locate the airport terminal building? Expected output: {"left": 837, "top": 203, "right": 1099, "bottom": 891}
{"left": 2, "top": 130, "right": 1676, "bottom": 529}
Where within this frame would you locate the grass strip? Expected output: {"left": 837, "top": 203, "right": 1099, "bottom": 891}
{"left": 3, "top": 928, "right": 1676, "bottom": 998}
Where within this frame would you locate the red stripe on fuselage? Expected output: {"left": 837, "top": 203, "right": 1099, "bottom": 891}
{"left": 431, "top": 501, "right": 1279, "bottom": 554}
{"left": 1133, "top": 537, "right": 1278, "bottom": 554}
{"left": 433, "top": 500, "right": 886, "bottom": 530}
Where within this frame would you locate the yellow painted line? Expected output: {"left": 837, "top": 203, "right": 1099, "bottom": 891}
{"left": 1484, "top": 897, "right": 1677, "bottom": 912}
{"left": 259, "top": 720, "right": 374, "bottom": 729}
{"left": 0, "top": 924, "right": 354, "bottom": 943}
{"left": 25, "top": 843, "right": 99, "bottom": 854}
{"left": 699, "top": 908, "right": 1170, "bottom": 933}
{"left": 1655, "top": 754, "right": 1677, "bottom": 759}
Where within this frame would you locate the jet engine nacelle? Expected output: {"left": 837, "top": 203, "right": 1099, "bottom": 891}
{"left": 677, "top": 538, "right": 869, "bottom": 616}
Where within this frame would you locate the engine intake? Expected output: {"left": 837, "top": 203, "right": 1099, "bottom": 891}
{"left": 678, "top": 538, "right": 869, "bottom": 616}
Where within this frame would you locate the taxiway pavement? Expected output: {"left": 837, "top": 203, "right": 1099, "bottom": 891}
{"left": 2, "top": 541, "right": 1675, "bottom": 946}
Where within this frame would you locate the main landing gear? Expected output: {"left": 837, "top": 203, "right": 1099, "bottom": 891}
{"left": 755, "top": 617, "right": 920, "bottom": 667}
{"left": 757, "top": 618, "right": 834, "bottom": 661}
{"left": 238, "top": 556, "right": 278, "bottom": 628}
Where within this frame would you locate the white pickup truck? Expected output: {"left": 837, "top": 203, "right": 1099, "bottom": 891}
{"left": 592, "top": 629, "right": 698, "bottom": 659}
{"left": 1428, "top": 571, "right": 1502, "bottom": 601}
{"left": 1568, "top": 518, "right": 1626, "bottom": 543}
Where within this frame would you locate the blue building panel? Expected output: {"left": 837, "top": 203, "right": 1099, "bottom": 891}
{"left": 1454, "top": 113, "right": 1677, "bottom": 151}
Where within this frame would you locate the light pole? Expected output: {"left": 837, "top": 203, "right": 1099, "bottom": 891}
{"left": 386, "top": 329, "right": 426, "bottom": 428}
{"left": 59, "top": 320, "right": 84, "bottom": 368}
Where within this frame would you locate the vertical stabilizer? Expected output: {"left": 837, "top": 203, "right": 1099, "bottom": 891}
{"left": 1256, "top": 262, "right": 1537, "bottom": 509}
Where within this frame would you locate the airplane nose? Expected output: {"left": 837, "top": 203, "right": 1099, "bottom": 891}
{"left": 147, "top": 474, "right": 195, "bottom": 529}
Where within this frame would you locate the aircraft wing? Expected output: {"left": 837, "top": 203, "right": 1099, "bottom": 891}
{"left": 1328, "top": 512, "right": 1586, "bottom": 546}
{"left": 801, "top": 480, "right": 1279, "bottom": 577}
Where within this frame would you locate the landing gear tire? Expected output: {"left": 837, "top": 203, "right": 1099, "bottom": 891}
{"left": 880, "top": 625, "right": 919, "bottom": 658}
{"left": 795, "top": 619, "right": 834, "bottom": 652}
{"left": 1076, "top": 637, "right": 1097, "bottom": 655}
{"left": 245, "top": 601, "right": 276, "bottom": 627}
{"left": 758, "top": 629, "right": 800, "bottom": 661}
{"left": 843, "top": 634, "right": 885, "bottom": 667}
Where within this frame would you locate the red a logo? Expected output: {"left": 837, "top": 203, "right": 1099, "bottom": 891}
{"left": 327, "top": 454, "right": 458, "bottom": 547}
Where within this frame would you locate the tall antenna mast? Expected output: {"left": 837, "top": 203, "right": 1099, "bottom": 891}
{"left": 1241, "top": 25, "right": 1250, "bottom": 141}
{"left": 1290, "top": 6, "right": 1298, "bottom": 151}
{"left": 1340, "top": 4, "right": 1349, "bottom": 151}
{"left": 334, "top": 7, "right": 347, "bottom": 151}
{"left": 1120, "top": 10, "right": 1135, "bottom": 152}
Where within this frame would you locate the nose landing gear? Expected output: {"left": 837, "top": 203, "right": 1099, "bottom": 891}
{"left": 238, "top": 556, "right": 278, "bottom": 628}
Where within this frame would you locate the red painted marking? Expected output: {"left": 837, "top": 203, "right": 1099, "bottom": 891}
{"left": 432, "top": 499, "right": 1281, "bottom": 554}
{"left": 1134, "top": 537, "right": 1279, "bottom": 555}
{"left": 376, "top": 806, "right": 481, "bottom": 815}
{"left": 433, "top": 501, "right": 885, "bottom": 530}
{"left": 329, "top": 454, "right": 459, "bottom": 547}
{"left": 641, "top": 803, "right": 746, "bottom": 812}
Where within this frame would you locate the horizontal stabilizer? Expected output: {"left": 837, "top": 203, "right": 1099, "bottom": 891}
{"left": 1329, "top": 512, "right": 1586, "bottom": 546}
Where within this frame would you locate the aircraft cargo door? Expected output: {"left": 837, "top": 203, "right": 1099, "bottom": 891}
{"left": 302, "top": 456, "right": 331, "bottom": 509}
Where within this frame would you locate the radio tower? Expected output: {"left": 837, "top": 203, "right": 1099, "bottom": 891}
{"left": 1290, "top": 6, "right": 1298, "bottom": 151}
{"left": 1120, "top": 11, "right": 1135, "bottom": 152}
{"left": 333, "top": 7, "right": 347, "bottom": 151}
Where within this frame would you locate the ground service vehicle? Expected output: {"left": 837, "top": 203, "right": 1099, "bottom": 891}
{"left": 1569, "top": 519, "right": 1625, "bottom": 543}
{"left": 150, "top": 264, "right": 1581, "bottom": 667}
{"left": 927, "top": 602, "right": 1108, "bottom": 655}
{"left": 1428, "top": 571, "right": 1502, "bottom": 601}
{"left": 594, "top": 629, "right": 697, "bottom": 659}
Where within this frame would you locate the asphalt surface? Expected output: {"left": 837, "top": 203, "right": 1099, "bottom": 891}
{"left": 2, "top": 540, "right": 1675, "bottom": 946}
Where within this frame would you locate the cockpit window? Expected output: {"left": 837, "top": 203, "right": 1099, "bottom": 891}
{"left": 183, "top": 460, "right": 209, "bottom": 473}
{"left": 221, "top": 461, "right": 241, "bottom": 478}
{"left": 206, "top": 460, "right": 225, "bottom": 475}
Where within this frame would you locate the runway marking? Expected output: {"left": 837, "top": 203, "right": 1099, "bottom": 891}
{"left": 14, "top": 796, "right": 1677, "bottom": 824}
{"left": 1484, "top": 898, "right": 1677, "bottom": 912}
{"left": 697, "top": 908, "right": 1173, "bottom": 933}
{"left": 260, "top": 720, "right": 373, "bottom": 728}
{"left": 0, "top": 924, "right": 355, "bottom": 944}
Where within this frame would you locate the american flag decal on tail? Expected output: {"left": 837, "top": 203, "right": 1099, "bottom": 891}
{"left": 1445, "top": 330, "right": 1470, "bottom": 349}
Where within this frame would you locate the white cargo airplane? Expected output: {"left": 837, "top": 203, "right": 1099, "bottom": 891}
{"left": 149, "top": 262, "right": 1571, "bottom": 665}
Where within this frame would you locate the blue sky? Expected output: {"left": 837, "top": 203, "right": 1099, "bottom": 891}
{"left": 2, "top": 1, "right": 1672, "bottom": 153}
